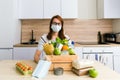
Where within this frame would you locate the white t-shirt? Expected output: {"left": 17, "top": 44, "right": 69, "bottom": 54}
{"left": 37, "top": 34, "right": 72, "bottom": 51}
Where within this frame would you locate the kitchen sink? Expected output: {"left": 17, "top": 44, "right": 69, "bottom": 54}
{"left": 21, "top": 42, "right": 38, "bottom": 45}
{"left": 21, "top": 30, "right": 38, "bottom": 45}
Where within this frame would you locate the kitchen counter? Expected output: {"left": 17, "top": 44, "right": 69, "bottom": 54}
{"left": 75, "top": 43, "right": 120, "bottom": 47}
{"left": 0, "top": 60, "right": 120, "bottom": 80}
{"left": 13, "top": 43, "right": 38, "bottom": 47}
{"left": 14, "top": 43, "right": 120, "bottom": 47}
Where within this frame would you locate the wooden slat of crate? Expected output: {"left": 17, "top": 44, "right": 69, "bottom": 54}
{"left": 49, "top": 62, "right": 72, "bottom": 71}
{"left": 54, "top": 62, "right": 72, "bottom": 70}
{"left": 48, "top": 55, "right": 78, "bottom": 70}
{"left": 47, "top": 55, "right": 78, "bottom": 62}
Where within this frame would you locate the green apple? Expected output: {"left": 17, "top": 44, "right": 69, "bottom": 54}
{"left": 89, "top": 69, "right": 98, "bottom": 78}
{"left": 62, "top": 39, "right": 68, "bottom": 45}
{"left": 54, "top": 48, "right": 61, "bottom": 55}
{"left": 68, "top": 48, "right": 75, "bottom": 55}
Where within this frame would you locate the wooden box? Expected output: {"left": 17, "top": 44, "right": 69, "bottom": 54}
{"left": 47, "top": 55, "right": 78, "bottom": 70}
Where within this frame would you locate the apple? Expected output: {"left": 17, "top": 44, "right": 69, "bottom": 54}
{"left": 54, "top": 48, "right": 61, "bottom": 55}
{"left": 68, "top": 48, "right": 75, "bottom": 55}
{"left": 89, "top": 69, "right": 98, "bottom": 78}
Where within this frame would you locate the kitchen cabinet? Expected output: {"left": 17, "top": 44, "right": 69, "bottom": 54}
{"left": 113, "top": 47, "right": 120, "bottom": 73}
{"left": 114, "top": 55, "right": 120, "bottom": 73}
{"left": 13, "top": 47, "right": 37, "bottom": 60}
{"left": 0, "top": 49, "right": 13, "bottom": 60}
{"left": 83, "top": 53, "right": 113, "bottom": 69}
{"left": 82, "top": 46, "right": 113, "bottom": 70}
{"left": 43, "top": 0, "right": 61, "bottom": 19}
{"left": 78, "top": 0, "right": 97, "bottom": 19}
{"left": 82, "top": 46, "right": 113, "bottom": 53}
{"left": 0, "top": 0, "right": 20, "bottom": 48}
{"left": 61, "top": 0, "right": 78, "bottom": 18}
{"left": 18, "top": 0, "right": 78, "bottom": 19}
{"left": 44, "top": 0, "right": 78, "bottom": 18}
{"left": 97, "top": 0, "right": 120, "bottom": 19}
{"left": 18, "top": 0, "right": 43, "bottom": 19}
{"left": 74, "top": 47, "right": 82, "bottom": 59}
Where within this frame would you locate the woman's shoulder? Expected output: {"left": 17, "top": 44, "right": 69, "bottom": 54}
{"left": 41, "top": 34, "right": 47, "bottom": 37}
{"left": 39, "top": 34, "right": 48, "bottom": 43}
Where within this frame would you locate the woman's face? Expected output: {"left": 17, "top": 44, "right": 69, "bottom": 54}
{"left": 51, "top": 18, "right": 62, "bottom": 32}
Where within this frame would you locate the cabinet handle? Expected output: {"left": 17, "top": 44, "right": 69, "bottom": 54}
{"left": 95, "top": 54, "right": 98, "bottom": 61}
{"left": 86, "top": 55, "right": 88, "bottom": 59}
{"left": 101, "top": 55, "right": 104, "bottom": 64}
{"left": 86, "top": 55, "right": 90, "bottom": 59}
{"left": 99, "top": 55, "right": 101, "bottom": 62}
{"left": 104, "top": 56, "right": 108, "bottom": 66}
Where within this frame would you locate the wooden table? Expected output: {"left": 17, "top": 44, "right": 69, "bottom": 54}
{"left": 0, "top": 60, "right": 120, "bottom": 80}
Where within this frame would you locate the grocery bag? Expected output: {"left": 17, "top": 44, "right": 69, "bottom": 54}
{"left": 32, "top": 60, "right": 51, "bottom": 78}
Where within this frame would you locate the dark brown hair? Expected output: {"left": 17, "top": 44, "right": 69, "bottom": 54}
{"left": 47, "top": 15, "right": 66, "bottom": 40}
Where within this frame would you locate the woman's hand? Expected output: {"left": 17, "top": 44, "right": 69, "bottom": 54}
{"left": 34, "top": 50, "right": 41, "bottom": 63}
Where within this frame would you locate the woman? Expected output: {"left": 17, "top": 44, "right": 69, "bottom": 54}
{"left": 34, "top": 15, "right": 71, "bottom": 63}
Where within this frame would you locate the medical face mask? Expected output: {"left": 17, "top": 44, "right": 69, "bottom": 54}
{"left": 51, "top": 24, "right": 62, "bottom": 32}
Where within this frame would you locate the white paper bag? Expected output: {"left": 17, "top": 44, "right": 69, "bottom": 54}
{"left": 32, "top": 60, "right": 51, "bottom": 78}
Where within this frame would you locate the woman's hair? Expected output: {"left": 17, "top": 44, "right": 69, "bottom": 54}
{"left": 47, "top": 15, "right": 66, "bottom": 40}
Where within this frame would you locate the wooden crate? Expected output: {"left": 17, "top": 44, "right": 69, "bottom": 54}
{"left": 47, "top": 55, "right": 78, "bottom": 70}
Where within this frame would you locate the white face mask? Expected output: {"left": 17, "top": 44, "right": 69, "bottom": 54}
{"left": 51, "top": 24, "right": 61, "bottom": 32}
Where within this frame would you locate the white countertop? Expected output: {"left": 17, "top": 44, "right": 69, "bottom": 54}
{"left": 0, "top": 60, "right": 120, "bottom": 80}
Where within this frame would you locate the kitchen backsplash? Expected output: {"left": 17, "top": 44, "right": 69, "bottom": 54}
{"left": 21, "top": 19, "right": 112, "bottom": 43}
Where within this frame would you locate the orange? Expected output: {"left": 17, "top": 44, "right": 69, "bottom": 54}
{"left": 62, "top": 45, "right": 69, "bottom": 51}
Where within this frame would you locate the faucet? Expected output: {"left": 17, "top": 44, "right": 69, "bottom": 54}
{"left": 30, "top": 30, "right": 36, "bottom": 44}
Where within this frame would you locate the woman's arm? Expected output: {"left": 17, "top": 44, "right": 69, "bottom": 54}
{"left": 34, "top": 50, "right": 41, "bottom": 63}
{"left": 34, "top": 35, "right": 47, "bottom": 63}
{"left": 34, "top": 49, "right": 51, "bottom": 63}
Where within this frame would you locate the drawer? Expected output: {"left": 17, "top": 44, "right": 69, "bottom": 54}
{"left": 83, "top": 47, "right": 113, "bottom": 53}
{"left": 83, "top": 47, "right": 103, "bottom": 52}
{"left": 102, "top": 47, "right": 113, "bottom": 52}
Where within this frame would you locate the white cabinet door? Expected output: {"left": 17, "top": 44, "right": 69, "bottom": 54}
{"left": 82, "top": 47, "right": 113, "bottom": 70}
{"left": 74, "top": 47, "right": 82, "bottom": 59}
{"left": 18, "top": 0, "right": 78, "bottom": 19}
{"left": 83, "top": 47, "right": 103, "bottom": 52}
{"left": 83, "top": 53, "right": 96, "bottom": 60}
{"left": 82, "top": 47, "right": 113, "bottom": 53}
{"left": 0, "top": 49, "right": 13, "bottom": 60}
{"left": 61, "top": 0, "right": 78, "bottom": 18}
{"left": 83, "top": 53, "right": 113, "bottom": 70}
{"left": 114, "top": 55, "right": 120, "bottom": 73}
{"left": 43, "top": 0, "right": 61, "bottom": 18}
{"left": 100, "top": 54, "right": 113, "bottom": 69}
{"left": 18, "top": 0, "right": 43, "bottom": 19}
{"left": 97, "top": 0, "right": 120, "bottom": 18}
{"left": 13, "top": 47, "right": 37, "bottom": 60}
{"left": 0, "top": 0, "right": 17, "bottom": 48}
{"left": 113, "top": 47, "right": 120, "bottom": 73}
{"left": 78, "top": 0, "right": 97, "bottom": 19}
